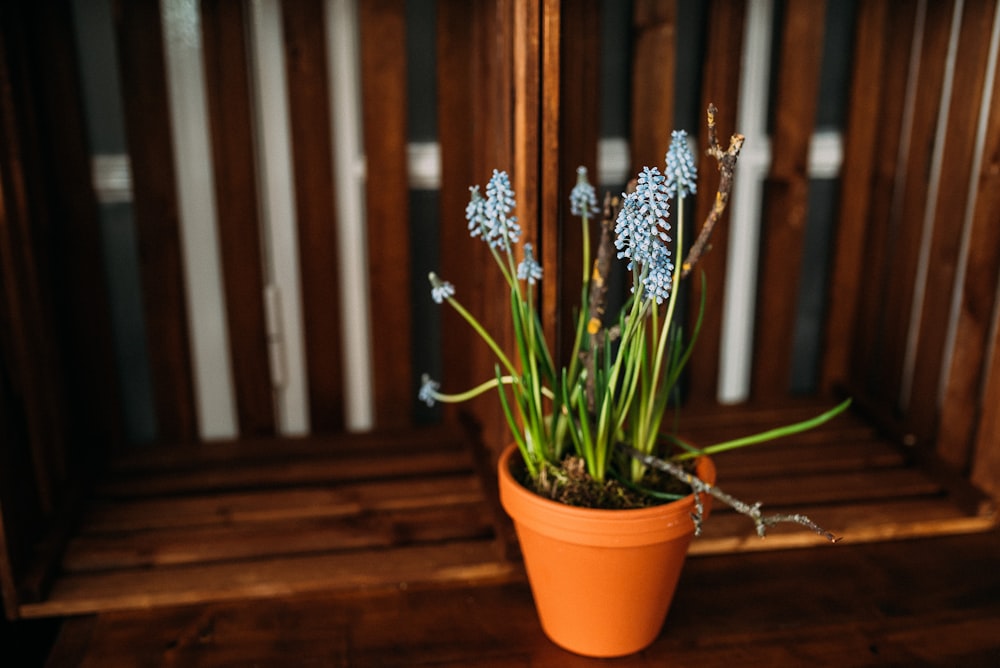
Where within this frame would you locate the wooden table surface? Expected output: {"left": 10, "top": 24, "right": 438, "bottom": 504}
{"left": 44, "top": 527, "right": 1000, "bottom": 667}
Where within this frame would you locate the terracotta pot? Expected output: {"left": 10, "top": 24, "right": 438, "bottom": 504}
{"left": 498, "top": 443, "right": 716, "bottom": 658}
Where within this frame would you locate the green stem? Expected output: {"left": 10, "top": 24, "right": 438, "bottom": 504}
{"left": 429, "top": 375, "right": 556, "bottom": 404}
{"left": 674, "top": 398, "right": 854, "bottom": 460}
{"left": 444, "top": 295, "right": 517, "bottom": 376}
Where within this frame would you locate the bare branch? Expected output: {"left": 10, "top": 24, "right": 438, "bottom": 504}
{"left": 622, "top": 445, "right": 841, "bottom": 543}
{"left": 681, "top": 103, "right": 745, "bottom": 278}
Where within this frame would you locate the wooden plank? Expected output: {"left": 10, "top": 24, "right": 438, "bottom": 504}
{"left": 19, "top": 539, "right": 515, "bottom": 618}
{"left": 63, "top": 504, "right": 496, "bottom": 571}
{"left": 113, "top": 0, "right": 198, "bottom": 443}
{"left": 906, "top": 0, "right": 998, "bottom": 449}
{"left": 971, "top": 288, "right": 1000, "bottom": 499}
{"left": 685, "top": 0, "right": 745, "bottom": 405}
{"left": 200, "top": 0, "right": 275, "bottom": 438}
{"left": 849, "top": 0, "right": 920, "bottom": 405}
{"left": 750, "top": 0, "right": 827, "bottom": 399}
{"left": 703, "top": 439, "right": 906, "bottom": 478}
{"left": 95, "top": 449, "right": 478, "bottom": 498}
{"left": 358, "top": 0, "right": 413, "bottom": 430}
{"left": 106, "top": 424, "right": 469, "bottom": 472}
{"left": 44, "top": 531, "right": 1000, "bottom": 666}
{"left": 939, "top": 12, "right": 1000, "bottom": 476}
{"left": 820, "top": 0, "right": 889, "bottom": 393}
{"left": 715, "top": 466, "right": 943, "bottom": 507}
{"left": 21, "top": 0, "right": 124, "bottom": 456}
{"left": 81, "top": 474, "right": 486, "bottom": 532}
{"left": 281, "top": 0, "right": 344, "bottom": 433}
{"left": 436, "top": 0, "right": 517, "bottom": 453}
{"left": 552, "top": 0, "right": 599, "bottom": 366}
{"left": 874, "top": 0, "right": 955, "bottom": 408}
{"left": 693, "top": 496, "right": 997, "bottom": 554}
{"left": 629, "top": 0, "right": 677, "bottom": 173}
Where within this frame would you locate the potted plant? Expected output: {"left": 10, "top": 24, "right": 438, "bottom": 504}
{"left": 419, "top": 106, "right": 850, "bottom": 658}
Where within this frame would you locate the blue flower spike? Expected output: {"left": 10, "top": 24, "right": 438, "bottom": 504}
{"left": 466, "top": 186, "right": 488, "bottom": 239}
{"left": 569, "top": 166, "right": 599, "bottom": 217}
{"left": 517, "top": 243, "right": 544, "bottom": 285}
{"left": 428, "top": 272, "right": 455, "bottom": 304}
{"left": 482, "top": 170, "right": 521, "bottom": 249}
{"left": 614, "top": 167, "right": 671, "bottom": 268}
{"left": 614, "top": 166, "right": 673, "bottom": 302}
{"left": 665, "top": 130, "right": 698, "bottom": 199}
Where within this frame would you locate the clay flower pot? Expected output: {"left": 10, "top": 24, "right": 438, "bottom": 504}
{"left": 498, "top": 443, "right": 716, "bottom": 658}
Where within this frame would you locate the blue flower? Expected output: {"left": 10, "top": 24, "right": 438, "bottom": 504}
{"left": 642, "top": 242, "right": 674, "bottom": 304}
{"left": 483, "top": 170, "right": 521, "bottom": 249}
{"left": 418, "top": 374, "right": 440, "bottom": 407}
{"left": 569, "top": 166, "right": 599, "bottom": 217}
{"left": 465, "top": 186, "right": 488, "bottom": 238}
{"left": 428, "top": 272, "right": 455, "bottom": 304}
{"left": 614, "top": 166, "right": 671, "bottom": 271}
{"left": 665, "top": 130, "right": 698, "bottom": 198}
{"left": 517, "top": 243, "right": 543, "bottom": 284}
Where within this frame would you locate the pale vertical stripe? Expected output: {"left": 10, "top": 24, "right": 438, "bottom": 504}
{"left": 160, "top": 0, "right": 237, "bottom": 439}
{"left": 939, "top": 0, "right": 1000, "bottom": 405}
{"left": 247, "top": 0, "right": 310, "bottom": 435}
{"left": 325, "top": 0, "right": 374, "bottom": 431}
{"left": 901, "top": 0, "right": 962, "bottom": 409}
{"left": 718, "top": 0, "right": 774, "bottom": 404}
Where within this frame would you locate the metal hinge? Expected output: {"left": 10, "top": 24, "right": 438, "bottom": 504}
{"left": 264, "top": 283, "right": 286, "bottom": 390}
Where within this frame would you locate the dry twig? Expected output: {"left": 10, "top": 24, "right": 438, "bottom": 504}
{"left": 681, "top": 103, "right": 745, "bottom": 278}
{"left": 622, "top": 445, "right": 841, "bottom": 543}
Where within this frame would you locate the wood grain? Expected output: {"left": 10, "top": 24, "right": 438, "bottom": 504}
{"left": 281, "top": 0, "right": 344, "bottom": 433}
{"left": 201, "top": 0, "right": 275, "bottom": 437}
{"left": 685, "top": 0, "right": 746, "bottom": 404}
{"left": 359, "top": 0, "right": 413, "bottom": 429}
{"left": 750, "top": 0, "right": 827, "bottom": 399}
{"left": 114, "top": 0, "right": 198, "bottom": 442}
{"left": 906, "top": 0, "right": 998, "bottom": 448}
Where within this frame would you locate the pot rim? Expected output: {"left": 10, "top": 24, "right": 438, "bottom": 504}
{"left": 498, "top": 443, "right": 716, "bottom": 546}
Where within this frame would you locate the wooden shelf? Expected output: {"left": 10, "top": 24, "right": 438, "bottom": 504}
{"left": 20, "top": 405, "right": 997, "bottom": 619}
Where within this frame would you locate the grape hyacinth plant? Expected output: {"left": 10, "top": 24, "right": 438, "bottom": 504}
{"left": 419, "top": 107, "right": 850, "bottom": 538}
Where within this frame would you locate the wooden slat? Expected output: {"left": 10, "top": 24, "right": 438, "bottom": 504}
{"left": 63, "top": 505, "right": 495, "bottom": 571}
{"left": 629, "top": 0, "right": 677, "bottom": 174}
{"left": 750, "top": 0, "right": 827, "bottom": 399}
{"left": 106, "top": 424, "right": 470, "bottom": 472}
{"left": 281, "top": 0, "right": 344, "bottom": 433}
{"left": 359, "top": 0, "right": 413, "bottom": 430}
{"left": 972, "top": 314, "right": 1000, "bottom": 498}
{"left": 906, "top": 0, "right": 998, "bottom": 448}
{"left": 874, "top": 0, "right": 955, "bottom": 407}
{"left": 113, "top": 0, "right": 198, "bottom": 442}
{"left": 820, "top": 0, "right": 889, "bottom": 393}
{"left": 81, "top": 475, "right": 487, "bottom": 532}
{"left": 850, "top": 0, "right": 920, "bottom": 403}
{"left": 201, "top": 0, "right": 275, "bottom": 437}
{"left": 693, "top": 497, "right": 997, "bottom": 554}
{"left": 551, "top": 0, "right": 599, "bottom": 365}
{"left": 19, "top": 539, "right": 515, "bottom": 618}
{"left": 437, "top": 0, "right": 516, "bottom": 453}
{"left": 0, "top": 4, "right": 52, "bottom": 616}
{"left": 938, "top": 7, "right": 1000, "bottom": 475}
{"left": 513, "top": 0, "right": 541, "bottom": 277}
{"left": 685, "top": 0, "right": 745, "bottom": 404}
{"left": 96, "top": 448, "right": 477, "bottom": 498}
{"left": 22, "top": 0, "right": 124, "bottom": 456}
{"left": 695, "top": 439, "right": 905, "bottom": 478}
